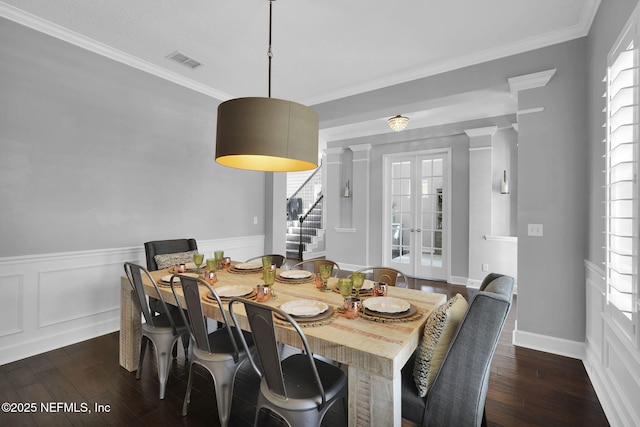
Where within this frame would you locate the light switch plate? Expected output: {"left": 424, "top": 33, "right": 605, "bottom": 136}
{"left": 528, "top": 223, "right": 543, "bottom": 236}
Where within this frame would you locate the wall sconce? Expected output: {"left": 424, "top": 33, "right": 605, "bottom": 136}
{"left": 500, "top": 170, "right": 510, "bottom": 194}
{"left": 343, "top": 180, "right": 351, "bottom": 198}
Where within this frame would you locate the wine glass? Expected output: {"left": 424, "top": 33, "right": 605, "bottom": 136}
{"left": 193, "top": 252, "right": 204, "bottom": 273}
{"left": 319, "top": 264, "right": 332, "bottom": 292}
{"left": 338, "top": 278, "right": 353, "bottom": 300}
{"left": 351, "top": 271, "right": 365, "bottom": 297}
{"left": 263, "top": 264, "right": 276, "bottom": 299}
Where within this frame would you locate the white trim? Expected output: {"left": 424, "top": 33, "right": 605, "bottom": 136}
{"left": 0, "top": 235, "right": 264, "bottom": 365}
{"left": 334, "top": 228, "right": 357, "bottom": 233}
{"left": 449, "top": 275, "right": 468, "bottom": 286}
{"left": 0, "top": 3, "right": 232, "bottom": 101}
{"left": 464, "top": 126, "right": 498, "bottom": 138}
{"left": 512, "top": 324, "right": 586, "bottom": 360}
{"left": 517, "top": 107, "right": 545, "bottom": 117}
{"left": 468, "top": 146, "right": 493, "bottom": 152}
{"left": 508, "top": 69, "right": 557, "bottom": 98}
{"left": 484, "top": 235, "right": 517, "bottom": 242}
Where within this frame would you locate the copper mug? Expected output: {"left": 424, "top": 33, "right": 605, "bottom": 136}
{"left": 343, "top": 296, "right": 361, "bottom": 319}
{"left": 373, "top": 282, "right": 388, "bottom": 297}
{"left": 256, "top": 284, "right": 271, "bottom": 302}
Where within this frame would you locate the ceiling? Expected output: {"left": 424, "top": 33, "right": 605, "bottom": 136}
{"left": 0, "top": 0, "right": 600, "bottom": 141}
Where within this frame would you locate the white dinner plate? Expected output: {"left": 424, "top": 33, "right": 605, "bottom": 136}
{"left": 280, "top": 270, "right": 312, "bottom": 279}
{"left": 363, "top": 297, "right": 410, "bottom": 314}
{"left": 280, "top": 300, "right": 329, "bottom": 317}
{"left": 161, "top": 272, "right": 199, "bottom": 283}
{"left": 362, "top": 279, "right": 375, "bottom": 290}
{"left": 234, "top": 262, "right": 262, "bottom": 270}
{"left": 215, "top": 285, "right": 253, "bottom": 298}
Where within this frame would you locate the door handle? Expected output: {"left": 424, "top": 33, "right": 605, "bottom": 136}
{"left": 410, "top": 228, "right": 415, "bottom": 232}
{"left": 417, "top": 229, "right": 422, "bottom": 232}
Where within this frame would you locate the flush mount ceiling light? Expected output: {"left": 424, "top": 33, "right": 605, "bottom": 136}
{"left": 215, "top": 0, "right": 319, "bottom": 172}
{"left": 387, "top": 115, "right": 410, "bottom": 132}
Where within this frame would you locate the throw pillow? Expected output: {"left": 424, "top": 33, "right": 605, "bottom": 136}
{"left": 413, "top": 293, "right": 468, "bottom": 397}
{"left": 154, "top": 250, "right": 199, "bottom": 270}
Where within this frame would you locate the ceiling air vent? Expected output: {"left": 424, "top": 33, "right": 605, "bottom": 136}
{"left": 166, "top": 51, "right": 203, "bottom": 69}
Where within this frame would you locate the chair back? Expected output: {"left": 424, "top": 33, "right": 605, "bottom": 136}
{"left": 423, "top": 275, "right": 514, "bottom": 426}
{"left": 123, "top": 262, "right": 178, "bottom": 330}
{"left": 291, "top": 259, "right": 340, "bottom": 277}
{"left": 170, "top": 275, "right": 241, "bottom": 360}
{"left": 229, "top": 299, "right": 328, "bottom": 408}
{"left": 144, "top": 238, "right": 198, "bottom": 271}
{"left": 245, "top": 254, "right": 287, "bottom": 268}
{"left": 355, "top": 266, "right": 407, "bottom": 287}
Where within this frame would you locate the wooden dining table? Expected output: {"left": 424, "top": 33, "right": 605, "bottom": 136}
{"left": 119, "top": 263, "right": 445, "bottom": 427}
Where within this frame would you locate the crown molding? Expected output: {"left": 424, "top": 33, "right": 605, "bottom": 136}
{"left": 0, "top": 3, "right": 232, "bottom": 101}
{"left": 304, "top": 0, "right": 600, "bottom": 106}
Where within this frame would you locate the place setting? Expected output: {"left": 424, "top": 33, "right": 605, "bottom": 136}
{"left": 204, "top": 284, "right": 256, "bottom": 302}
{"left": 273, "top": 299, "right": 338, "bottom": 327}
{"left": 157, "top": 272, "right": 200, "bottom": 287}
{"left": 228, "top": 261, "right": 263, "bottom": 274}
{"left": 359, "top": 296, "right": 423, "bottom": 323}
{"left": 275, "top": 269, "right": 314, "bottom": 284}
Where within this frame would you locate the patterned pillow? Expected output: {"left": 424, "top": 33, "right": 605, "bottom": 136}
{"left": 154, "top": 250, "right": 199, "bottom": 270}
{"left": 413, "top": 293, "right": 468, "bottom": 397}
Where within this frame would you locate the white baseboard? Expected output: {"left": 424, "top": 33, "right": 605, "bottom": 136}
{"left": 0, "top": 235, "right": 264, "bottom": 366}
{"left": 512, "top": 321, "right": 586, "bottom": 360}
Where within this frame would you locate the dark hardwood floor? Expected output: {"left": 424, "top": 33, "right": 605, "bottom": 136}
{"left": 0, "top": 278, "right": 609, "bottom": 426}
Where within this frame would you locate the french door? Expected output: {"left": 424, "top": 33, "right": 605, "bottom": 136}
{"left": 385, "top": 151, "right": 449, "bottom": 280}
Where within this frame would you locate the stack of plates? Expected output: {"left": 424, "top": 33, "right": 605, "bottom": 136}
{"left": 276, "top": 270, "right": 313, "bottom": 284}
{"left": 278, "top": 299, "right": 332, "bottom": 322}
{"left": 160, "top": 272, "right": 199, "bottom": 284}
{"left": 207, "top": 285, "right": 255, "bottom": 301}
{"left": 229, "top": 262, "right": 263, "bottom": 274}
{"left": 362, "top": 297, "right": 415, "bottom": 318}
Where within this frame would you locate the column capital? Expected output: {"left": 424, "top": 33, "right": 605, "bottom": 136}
{"left": 464, "top": 126, "right": 497, "bottom": 138}
{"left": 508, "top": 68, "right": 556, "bottom": 99}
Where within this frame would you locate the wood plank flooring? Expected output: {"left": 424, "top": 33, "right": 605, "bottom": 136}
{"left": 0, "top": 279, "right": 609, "bottom": 426}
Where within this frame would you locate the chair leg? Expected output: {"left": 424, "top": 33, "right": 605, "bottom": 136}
{"left": 155, "top": 336, "right": 178, "bottom": 400}
{"left": 137, "top": 336, "right": 148, "bottom": 380}
{"left": 182, "top": 363, "right": 195, "bottom": 416}
{"left": 210, "top": 362, "right": 238, "bottom": 427}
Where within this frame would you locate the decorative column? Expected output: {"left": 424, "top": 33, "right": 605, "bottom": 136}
{"left": 349, "top": 143, "right": 372, "bottom": 265}
{"left": 466, "top": 126, "right": 496, "bottom": 282}
{"left": 324, "top": 147, "right": 344, "bottom": 257}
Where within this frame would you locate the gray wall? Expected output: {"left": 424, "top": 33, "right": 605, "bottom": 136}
{"left": 319, "top": 37, "right": 593, "bottom": 343}
{"left": 0, "top": 18, "right": 266, "bottom": 257}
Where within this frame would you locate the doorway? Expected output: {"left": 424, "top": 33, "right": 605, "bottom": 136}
{"left": 384, "top": 150, "right": 450, "bottom": 281}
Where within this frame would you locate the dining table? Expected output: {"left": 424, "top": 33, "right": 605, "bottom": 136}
{"left": 119, "top": 262, "right": 446, "bottom": 427}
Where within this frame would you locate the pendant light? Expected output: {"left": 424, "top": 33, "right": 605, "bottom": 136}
{"left": 388, "top": 115, "right": 410, "bottom": 132}
{"left": 215, "top": 0, "right": 319, "bottom": 172}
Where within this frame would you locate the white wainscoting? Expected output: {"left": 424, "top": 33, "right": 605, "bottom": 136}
{"left": 584, "top": 260, "right": 640, "bottom": 427}
{"left": 0, "top": 235, "right": 264, "bottom": 366}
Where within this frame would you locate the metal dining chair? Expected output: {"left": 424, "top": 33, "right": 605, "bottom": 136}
{"left": 245, "top": 254, "right": 287, "bottom": 268}
{"left": 228, "top": 298, "right": 348, "bottom": 427}
{"left": 123, "top": 262, "right": 189, "bottom": 400}
{"left": 169, "top": 274, "right": 254, "bottom": 427}
{"left": 291, "top": 259, "right": 340, "bottom": 277}
{"left": 354, "top": 266, "right": 408, "bottom": 288}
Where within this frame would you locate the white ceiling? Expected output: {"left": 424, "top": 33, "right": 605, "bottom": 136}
{"left": 0, "top": 0, "right": 600, "bottom": 140}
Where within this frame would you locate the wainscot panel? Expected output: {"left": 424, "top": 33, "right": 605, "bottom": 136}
{"left": 0, "top": 235, "right": 264, "bottom": 365}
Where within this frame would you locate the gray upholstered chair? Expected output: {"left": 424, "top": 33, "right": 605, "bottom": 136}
{"left": 123, "top": 263, "right": 190, "bottom": 399}
{"left": 401, "top": 274, "right": 514, "bottom": 426}
{"left": 169, "top": 274, "right": 253, "bottom": 427}
{"left": 291, "top": 259, "right": 340, "bottom": 277}
{"left": 245, "top": 254, "right": 287, "bottom": 268}
{"left": 229, "top": 298, "right": 347, "bottom": 427}
{"left": 354, "top": 266, "right": 408, "bottom": 287}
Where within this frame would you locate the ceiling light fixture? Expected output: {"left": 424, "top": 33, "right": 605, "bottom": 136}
{"left": 388, "top": 115, "right": 410, "bottom": 132}
{"left": 215, "top": 0, "right": 319, "bottom": 172}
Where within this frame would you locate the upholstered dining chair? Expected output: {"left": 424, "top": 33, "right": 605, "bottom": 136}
{"left": 169, "top": 274, "right": 253, "bottom": 427}
{"left": 354, "top": 266, "right": 408, "bottom": 288}
{"left": 144, "top": 239, "right": 198, "bottom": 320}
{"left": 245, "top": 254, "right": 287, "bottom": 268}
{"left": 228, "top": 298, "right": 347, "bottom": 427}
{"left": 123, "top": 262, "right": 189, "bottom": 400}
{"left": 400, "top": 273, "right": 514, "bottom": 427}
{"left": 144, "top": 238, "right": 198, "bottom": 271}
{"left": 291, "top": 259, "right": 340, "bottom": 277}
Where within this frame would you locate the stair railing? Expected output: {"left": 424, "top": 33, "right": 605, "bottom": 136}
{"left": 298, "top": 194, "right": 323, "bottom": 260}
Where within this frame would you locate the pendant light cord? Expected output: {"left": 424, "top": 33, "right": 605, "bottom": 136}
{"left": 268, "top": 0, "right": 273, "bottom": 98}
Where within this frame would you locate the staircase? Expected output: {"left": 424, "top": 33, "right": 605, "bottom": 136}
{"left": 286, "top": 198, "right": 325, "bottom": 260}
{"left": 286, "top": 166, "right": 325, "bottom": 261}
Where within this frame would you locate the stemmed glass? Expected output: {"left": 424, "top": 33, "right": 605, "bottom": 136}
{"left": 263, "top": 264, "right": 276, "bottom": 299}
{"left": 351, "top": 271, "right": 365, "bottom": 297}
{"left": 319, "top": 264, "right": 332, "bottom": 292}
{"left": 193, "top": 252, "right": 204, "bottom": 273}
{"left": 338, "top": 278, "right": 353, "bottom": 300}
